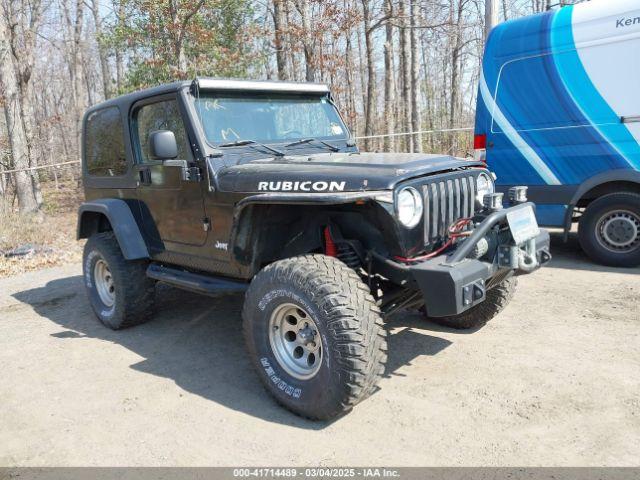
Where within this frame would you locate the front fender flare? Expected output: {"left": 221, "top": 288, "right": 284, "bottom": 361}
{"left": 77, "top": 199, "right": 149, "bottom": 260}
{"left": 229, "top": 191, "right": 392, "bottom": 270}
{"left": 230, "top": 191, "right": 391, "bottom": 244}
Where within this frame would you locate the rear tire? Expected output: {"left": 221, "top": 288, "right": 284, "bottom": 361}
{"left": 242, "top": 254, "right": 387, "bottom": 420}
{"left": 578, "top": 192, "right": 640, "bottom": 268}
{"left": 83, "top": 232, "right": 155, "bottom": 330}
{"left": 424, "top": 277, "right": 517, "bottom": 330}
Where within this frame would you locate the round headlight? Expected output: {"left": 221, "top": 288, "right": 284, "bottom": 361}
{"left": 396, "top": 187, "right": 423, "bottom": 228}
{"left": 476, "top": 172, "right": 495, "bottom": 207}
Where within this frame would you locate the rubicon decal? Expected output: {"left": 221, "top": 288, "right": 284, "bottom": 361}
{"left": 257, "top": 181, "right": 346, "bottom": 192}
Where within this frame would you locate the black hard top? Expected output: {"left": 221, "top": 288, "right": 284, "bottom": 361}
{"left": 84, "top": 78, "right": 331, "bottom": 117}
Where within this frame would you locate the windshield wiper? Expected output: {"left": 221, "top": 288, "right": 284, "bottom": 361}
{"left": 284, "top": 138, "right": 340, "bottom": 152}
{"left": 218, "top": 139, "right": 285, "bottom": 157}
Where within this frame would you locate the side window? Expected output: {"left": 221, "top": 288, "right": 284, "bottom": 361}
{"left": 84, "top": 107, "right": 128, "bottom": 177}
{"left": 135, "top": 100, "right": 191, "bottom": 162}
{"left": 494, "top": 44, "right": 626, "bottom": 133}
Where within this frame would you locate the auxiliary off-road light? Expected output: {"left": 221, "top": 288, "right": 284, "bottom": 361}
{"left": 509, "top": 186, "right": 528, "bottom": 204}
{"left": 483, "top": 192, "right": 504, "bottom": 211}
{"left": 396, "top": 187, "right": 423, "bottom": 228}
{"left": 476, "top": 172, "right": 495, "bottom": 207}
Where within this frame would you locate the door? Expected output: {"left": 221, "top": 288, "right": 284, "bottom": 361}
{"left": 132, "top": 96, "right": 208, "bottom": 247}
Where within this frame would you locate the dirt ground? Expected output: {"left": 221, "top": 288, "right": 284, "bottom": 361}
{"left": 0, "top": 183, "right": 83, "bottom": 278}
{"left": 0, "top": 232, "right": 638, "bottom": 467}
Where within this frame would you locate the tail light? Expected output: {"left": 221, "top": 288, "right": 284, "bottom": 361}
{"left": 473, "top": 133, "right": 487, "bottom": 163}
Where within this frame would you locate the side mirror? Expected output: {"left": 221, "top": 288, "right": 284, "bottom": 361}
{"left": 149, "top": 130, "right": 178, "bottom": 160}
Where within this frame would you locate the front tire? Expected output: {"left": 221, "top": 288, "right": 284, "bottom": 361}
{"left": 83, "top": 232, "right": 156, "bottom": 330}
{"left": 425, "top": 276, "right": 518, "bottom": 330}
{"left": 242, "top": 255, "right": 387, "bottom": 420}
{"left": 578, "top": 192, "right": 640, "bottom": 268}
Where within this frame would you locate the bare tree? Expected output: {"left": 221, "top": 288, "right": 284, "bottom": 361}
{"left": 89, "top": 0, "right": 112, "bottom": 99}
{"left": 398, "top": 0, "right": 412, "bottom": 152}
{"left": 0, "top": 0, "right": 45, "bottom": 212}
{"left": 293, "top": 0, "right": 317, "bottom": 82}
{"left": 383, "top": 0, "right": 395, "bottom": 152}
{"left": 361, "top": 0, "right": 377, "bottom": 152}
{"left": 0, "top": 0, "right": 547, "bottom": 210}
{"left": 272, "top": 0, "right": 289, "bottom": 80}
{"left": 410, "top": 0, "right": 421, "bottom": 152}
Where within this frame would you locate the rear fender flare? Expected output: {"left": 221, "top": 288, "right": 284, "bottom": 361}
{"left": 77, "top": 199, "right": 149, "bottom": 260}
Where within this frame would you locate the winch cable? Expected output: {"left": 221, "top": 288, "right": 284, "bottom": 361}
{"left": 393, "top": 218, "right": 473, "bottom": 264}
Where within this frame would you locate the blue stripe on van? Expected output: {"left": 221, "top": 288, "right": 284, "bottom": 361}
{"left": 479, "top": 7, "right": 638, "bottom": 189}
{"left": 551, "top": 6, "right": 640, "bottom": 170}
{"left": 480, "top": 11, "right": 561, "bottom": 186}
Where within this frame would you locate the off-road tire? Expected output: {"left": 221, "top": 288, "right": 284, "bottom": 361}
{"left": 578, "top": 192, "right": 640, "bottom": 268}
{"left": 425, "top": 277, "right": 518, "bottom": 330}
{"left": 83, "top": 232, "right": 155, "bottom": 330}
{"left": 242, "top": 254, "right": 387, "bottom": 420}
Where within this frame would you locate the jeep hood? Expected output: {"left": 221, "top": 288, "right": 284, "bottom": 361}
{"left": 215, "top": 152, "right": 483, "bottom": 193}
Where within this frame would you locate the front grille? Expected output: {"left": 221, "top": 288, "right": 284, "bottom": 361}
{"left": 422, "top": 173, "right": 476, "bottom": 244}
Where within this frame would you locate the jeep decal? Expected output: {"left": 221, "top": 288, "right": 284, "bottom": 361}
{"left": 257, "top": 181, "right": 346, "bottom": 192}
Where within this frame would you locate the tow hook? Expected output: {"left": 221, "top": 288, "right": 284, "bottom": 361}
{"left": 498, "top": 238, "right": 546, "bottom": 272}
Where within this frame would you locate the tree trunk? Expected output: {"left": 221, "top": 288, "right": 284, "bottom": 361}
{"left": 294, "top": 0, "right": 316, "bottom": 82}
{"left": 410, "top": 0, "right": 422, "bottom": 152}
{"left": 383, "top": 0, "right": 395, "bottom": 152}
{"left": 177, "top": 42, "right": 188, "bottom": 72}
{"left": 421, "top": 40, "right": 435, "bottom": 151}
{"left": 449, "top": 1, "right": 462, "bottom": 130}
{"left": 345, "top": 28, "right": 358, "bottom": 136}
{"left": 0, "top": 1, "right": 41, "bottom": 213}
{"left": 113, "top": 0, "right": 125, "bottom": 92}
{"left": 91, "top": 0, "right": 113, "bottom": 99}
{"left": 361, "top": 0, "right": 376, "bottom": 152}
{"left": 0, "top": 34, "right": 39, "bottom": 212}
{"left": 273, "top": 0, "right": 289, "bottom": 80}
{"left": 398, "top": 0, "right": 412, "bottom": 152}
{"left": 63, "top": 0, "right": 86, "bottom": 157}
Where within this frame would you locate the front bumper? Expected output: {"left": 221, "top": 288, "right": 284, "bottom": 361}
{"left": 373, "top": 203, "right": 551, "bottom": 318}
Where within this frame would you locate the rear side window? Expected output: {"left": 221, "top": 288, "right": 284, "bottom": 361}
{"left": 84, "top": 107, "right": 128, "bottom": 176}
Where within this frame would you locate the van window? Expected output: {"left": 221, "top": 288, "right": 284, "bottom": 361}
{"left": 494, "top": 53, "right": 587, "bottom": 133}
{"left": 494, "top": 42, "right": 632, "bottom": 133}
{"left": 134, "top": 99, "right": 191, "bottom": 163}
{"left": 84, "top": 107, "right": 128, "bottom": 177}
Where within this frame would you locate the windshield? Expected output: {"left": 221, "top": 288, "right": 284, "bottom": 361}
{"left": 194, "top": 93, "right": 349, "bottom": 146}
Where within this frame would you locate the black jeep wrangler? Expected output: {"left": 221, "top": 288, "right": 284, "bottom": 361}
{"left": 78, "top": 78, "right": 551, "bottom": 419}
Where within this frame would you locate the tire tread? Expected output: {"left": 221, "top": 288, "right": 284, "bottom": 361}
{"left": 426, "top": 276, "right": 517, "bottom": 330}
{"left": 242, "top": 254, "right": 387, "bottom": 419}
{"left": 84, "top": 232, "right": 155, "bottom": 329}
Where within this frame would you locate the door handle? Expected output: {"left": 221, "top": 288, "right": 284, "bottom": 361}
{"left": 139, "top": 167, "right": 152, "bottom": 185}
{"left": 621, "top": 116, "right": 640, "bottom": 124}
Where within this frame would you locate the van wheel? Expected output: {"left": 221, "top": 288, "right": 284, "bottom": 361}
{"left": 423, "top": 277, "right": 517, "bottom": 330}
{"left": 83, "top": 232, "right": 156, "bottom": 329}
{"left": 242, "top": 255, "right": 387, "bottom": 420}
{"left": 578, "top": 192, "right": 640, "bottom": 268}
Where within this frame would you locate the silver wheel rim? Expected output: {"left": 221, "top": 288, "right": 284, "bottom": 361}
{"left": 596, "top": 210, "right": 640, "bottom": 254}
{"left": 94, "top": 259, "right": 115, "bottom": 307}
{"left": 268, "top": 303, "right": 322, "bottom": 380}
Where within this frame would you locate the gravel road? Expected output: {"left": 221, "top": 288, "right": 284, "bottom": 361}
{"left": 1, "top": 232, "right": 638, "bottom": 466}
